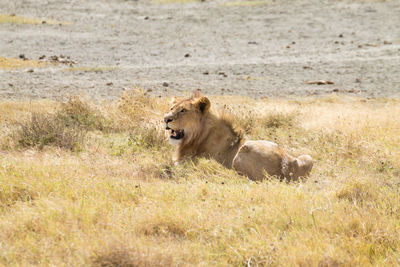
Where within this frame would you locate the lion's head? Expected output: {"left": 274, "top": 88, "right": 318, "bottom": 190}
{"left": 163, "top": 92, "right": 210, "bottom": 145}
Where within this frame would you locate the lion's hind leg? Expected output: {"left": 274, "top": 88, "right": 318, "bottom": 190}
{"left": 232, "top": 140, "right": 283, "bottom": 181}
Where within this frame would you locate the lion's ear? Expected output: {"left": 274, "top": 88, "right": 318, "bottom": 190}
{"left": 194, "top": 96, "right": 210, "bottom": 114}
{"left": 171, "top": 96, "right": 180, "bottom": 105}
{"left": 192, "top": 90, "right": 203, "bottom": 99}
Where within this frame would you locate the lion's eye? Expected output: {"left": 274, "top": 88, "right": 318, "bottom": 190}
{"left": 180, "top": 109, "right": 186, "bottom": 113}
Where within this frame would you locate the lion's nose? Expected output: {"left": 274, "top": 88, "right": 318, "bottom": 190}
{"left": 164, "top": 117, "right": 173, "bottom": 123}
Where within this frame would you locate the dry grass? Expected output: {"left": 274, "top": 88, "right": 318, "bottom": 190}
{"left": 0, "top": 92, "right": 399, "bottom": 266}
{"left": 0, "top": 14, "right": 69, "bottom": 25}
{"left": 0, "top": 57, "right": 49, "bottom": 70}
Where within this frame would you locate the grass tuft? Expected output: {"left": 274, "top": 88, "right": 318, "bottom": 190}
{"left": 60, "top": 97, "right": 108, "bottom": 131}
{"left": 259, "top": 111, "right": 297, "bottom": 129}
{"left": 12, "top": 97, "right": 110, "bottom": 150}
{"left": 14, "top": 112, "right": 85, "bottom": 150}
{"left": 92, "top": 245, "right": 173, "bottom": 267}
{"left": 336, "top": 181, "right": 376, "bottom": 203}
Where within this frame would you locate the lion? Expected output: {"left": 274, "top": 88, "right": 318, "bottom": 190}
{"left": 163, "top": 92, "right": 313, "bottom": 181}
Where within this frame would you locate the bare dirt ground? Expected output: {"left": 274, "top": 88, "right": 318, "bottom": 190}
{"left": 1, "top": 0, "right": 399, "bottom": 100}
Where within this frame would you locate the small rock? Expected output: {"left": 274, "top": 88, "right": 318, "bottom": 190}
{"left": 42, "top": 20, "right": 46, "bottom": 24}
{"left": 332, "top": 88, "right": 339, "bottom": 92}
{"left": 106, "top": 82, "right": 113, "bottom": 86}
{"left": 358, "top": 45, "right": 363, "bottom": 48}
{"left": 39, "top": 55, "right": 46, "bottom": 60}
{"left": 144, "top": 16, "right": 149, "bottom": 20}
{"left": 10, "top": 13, "right": 16, "bottom": 17}
{"left": 286, "top": 45, "right": 291, "bottom": 48}
{"left": 248, "top": 41, "right": 258, "bottom": 45}
{"left": 339, "top": 34, "right": 343, "bottom": 38}
{"left": 334, "top": 41, "right": 339, "bottom": 44}
{"left": 305, "top": 80, "right": 334, "bottom": 85}
{"left": 355, "top": 78, "right": 361, "bottom": 83}
{"left": 218, "top": 72, "right": 227, "bottom": 77}
{"left": 184, "top": 53, "right": 190, "bottom": 57}
{"left": 303, "top": 66, "right": 312, "bottom": 70}
{"left": 8, "top": 83, "right": 13, "bottom": 87}
{"left": 162, "top": 82, "right": 169, "bottom": 87}
{"left": 27, "top": 69, "right": 34, "bottom": 73}
{"left": 383, "top": 40, "right": 392, "bottom": 45}
{"left": 19, "top": 54, "right": 26, "bottom": 59}
{"left": 203, "top": 71, "right": 209, "bottom": 75}
{"left": 292, "top": 41, "right": 296, "bottom": 44}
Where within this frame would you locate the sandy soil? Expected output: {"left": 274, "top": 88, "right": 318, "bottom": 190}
{"left": 1, "top": 0, "right": 399, "bottom": 100}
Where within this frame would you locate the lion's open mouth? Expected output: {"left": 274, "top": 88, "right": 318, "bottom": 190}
{"left": 170, "top": 129, "right": 184, "bottom": 140}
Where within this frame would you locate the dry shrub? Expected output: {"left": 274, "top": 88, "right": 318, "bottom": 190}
{"left": 118, "top": 90, "right": 160, "bottom": 123}
{"left": 298, "top": 257, "right": 342, "bottom": 267}
{"left": 259, "top": 111, "right": 297, "bottom": 129}
{"left": 229, "top": 108, "right": 297, "bottom": 136}
{"left": 336, "top": 181, "right": 376, "bottom": 204}
{"left": 12, "top": 97, "right": 112, "bottom": 150}
{"left": 317, "top": 257, "right": 342, "bottom": 267}
{"left": 60, "top": 97, "right": 109, "bottom": 131}
{"left": 129, "top": 125, "right": 166, "bottom": 150}
{"left": 0, "top": 185, "right": 37, "bottom": 208}
{"left": 15, "top": 112, "right": 85, "bottom": 150}
{"left": 229, "top": 109, "right": 256, "bottom": 134}
{"left": 139, "top": 220, "right": 187, "bottom": 238}
{"left": 132, "top": 152, "right": 174, "bottom": 180}
{"left": 92, "top": 245, "right": 173, "bottom": 267}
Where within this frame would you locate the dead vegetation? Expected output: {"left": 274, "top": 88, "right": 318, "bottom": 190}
{"left": 92, "top": 244, "right": 173, "bottom": 267}
{"left": 0, "top": 92, "right": 399, "bottom": 266}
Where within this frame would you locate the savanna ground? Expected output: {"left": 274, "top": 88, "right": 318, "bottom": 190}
{"left": 1, "top": 0, "right": 400, "bottom": 99}
{"left": 0, "top": 92, "right": 399, "bottom": 266}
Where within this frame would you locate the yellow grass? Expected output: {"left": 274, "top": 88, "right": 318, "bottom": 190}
{"left": 0, "top": 92, "right": 399, "bottom": 266}
{"left": 0, "top": 57, "right": 50, "bottom": 70}
{"left": 0, "top": 14, "right": 70, "bottom": 25}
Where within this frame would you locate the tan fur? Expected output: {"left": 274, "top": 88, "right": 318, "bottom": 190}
{"left": 164, "top": 92, "right": 313, "bottom": 181}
